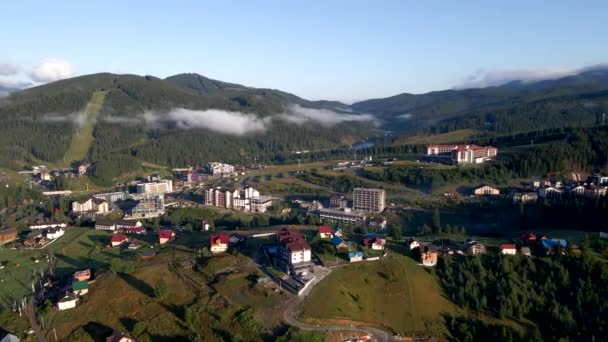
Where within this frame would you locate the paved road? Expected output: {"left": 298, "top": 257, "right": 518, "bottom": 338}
{"left": 283, "top": 272, "right": 393, "bottom": 342}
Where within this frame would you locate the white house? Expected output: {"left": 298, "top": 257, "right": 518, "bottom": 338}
{"left": 348, "top": 251, "right": 363, "bottom": 262}
{"left": 285, "top": 240, "right": 312, "bottom": 264}
{"left": 539, "top": 186, "right": 562, "bottom": 198}
{"left": 318, "top": 226, "right": 333, "bottom": 239}
{"left": 474, "top": 185, "right": 500, "bottom": 196}
{"left": 407, "top": 239, "right": 420, "bottom": 250}
{"left": 57, "top": 294, "right": 78, "bottom": 310}
{"left": 46, "top": 228, "right": 65, "bottom": 240}
{"left": 210, "top": 234, "right": 229, "bottom": 254}
{"left": 499, "top": 244, "right": 517, "bottom": 255}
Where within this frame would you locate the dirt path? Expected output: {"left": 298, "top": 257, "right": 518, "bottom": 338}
{"left": 283, "top": 279, "right": 394, "bottom": 342}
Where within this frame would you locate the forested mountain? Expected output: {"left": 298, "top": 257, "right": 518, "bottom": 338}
{"left": 353, "top": 68, "right": 608, "bottom": 133}
{"left": 0, "top": 72, "right": 374, "bottom": 183}
{"left": 3, "top": 68, "right": 608, "bottom": 183}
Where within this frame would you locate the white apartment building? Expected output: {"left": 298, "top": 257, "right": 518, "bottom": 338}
{"left": 209, "top": 162, "right": 235, "bottom": 175}
{"left": 353, "top": 188, "right": 386, "bottom": 213}
{"left": 204, "top": 186, "right": 271, "bottom": 212}
{"left": 93, "top": 192, "right": 128, "bottom": 203}
{"left": 136, "top": 179, "right": 173, "bottom": 195}
{"left": 72, "top": 198, "right": 109, "bottom": 214}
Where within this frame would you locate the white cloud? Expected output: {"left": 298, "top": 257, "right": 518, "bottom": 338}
{"left": 40, "top": 112, "right": 86, "bottom": 126}
{"left": 455, "top": 63, "right": 608, "bottom": 89}
{"left": 0, "top": 61, "right": 19, "bottom": 76}
{"left": 455, "top": 68, "right": 573, "bottom": 89}
{"left": 29, "top": 58, "right": 74, "bottom": 83}
{"left": 397, "top": 113, "right": 412, "bottom": 119}
{"left": 281, "top": 104, "right": 376, "bottom": 126}
{"left": 165, "top": 108, "right": 271, "bottom": 135}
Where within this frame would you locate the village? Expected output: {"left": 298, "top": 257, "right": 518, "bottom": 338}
{"left": 1, "top": 146, "right": 607, "bottom": 342}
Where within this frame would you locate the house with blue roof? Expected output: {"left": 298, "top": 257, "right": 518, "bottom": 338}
{"left": 541, "top": 238, "right": 567, "bottom": 255}
{"left": 334, "top": 227, "right": 343, "bottom": 237}
{"left": 331, "top": 236, "right": 348, "bottom": 249}
{"left": 348, "top": 251, "right": 363, "bottom": 262}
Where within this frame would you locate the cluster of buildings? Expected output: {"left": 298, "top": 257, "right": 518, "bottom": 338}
{"left": 318, "top": 226, "right": 386, "bottom": 262}
{"left": 315, "top": 188, "right": 387, "bottom": 228}
{"left": 18, "top": 163, "right": 90, "bottom": 186}
{"left": 204, "top": 186, "right": 272, "bottom": 213}
{"left": 172, "top": 162, "right": 242, "bottom": 185}
{"left": 425, "top": 144, "right": 497, "bottom": 165}
{"left": 408, "top": 231, "right": 571, "bottom": 267}
{"left": 57, "top": 269, "right": 93, "bottom": 311}
{"left": 465, "top": 174, "right": 608, "bottom": 202}
{"left": 534, "top": 176, "right": 608, "bottom": 200}
{"left": 71, "top": 178, "right": 172, "bottom": 220}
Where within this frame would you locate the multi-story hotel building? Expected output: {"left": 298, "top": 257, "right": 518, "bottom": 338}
{"left": 352, "top": 188, "right": 385, "bottom": 213}
{"left": 425, "top": 144, "right": 497, "bottom": 164}
{"left": 136, "top": 179, "right": 173, "bottom": 195}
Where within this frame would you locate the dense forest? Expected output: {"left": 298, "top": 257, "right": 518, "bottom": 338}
{"left": 437, "top": 250, "right": 608, "bottom": 341}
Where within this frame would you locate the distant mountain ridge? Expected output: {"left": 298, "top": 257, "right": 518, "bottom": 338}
{"left": 351, "top": 67, "right": 608, "bottom": 133}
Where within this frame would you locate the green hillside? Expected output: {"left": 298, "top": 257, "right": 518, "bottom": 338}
{"left": 0, "top": 73, "right": 375, "bottom": 183}
{"left": 353, "top": 69, "right": 608, "bottom": 133}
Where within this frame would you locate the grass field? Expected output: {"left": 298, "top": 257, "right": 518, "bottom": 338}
{"left": 47, "top": 253, "right": 196, "bottom": 341}
{"left": 0, "top": 228, "right": 150, "bottom": 306}
{"left": 298, "top": 254, "right": 457, "bottom": 336}
{"left": 61, "top": 90, "right": 108, "bottom": 166}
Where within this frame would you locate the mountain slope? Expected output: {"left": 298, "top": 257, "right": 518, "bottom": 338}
{"left": 0, "top": 72, "right": 375, "bottom": 180}
{"left": 353, "top": 68, "right": 608, "bottom": 133}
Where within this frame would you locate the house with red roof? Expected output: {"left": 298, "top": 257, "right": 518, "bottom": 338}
{"left": 499, "top": 244, "right": 517, "bottom": 255}
{"left": 158, "top": 230, "right": 176, "bottom": 245}
{"left": 363, "top": 236, "right": 386, "bottom": 250}
{"left": 318, "top": 226, "right": 333, "bottom": 239}
{"left": 111, "top": 234, "right": 128, "bottom": 247}
{"left": 210, "top": 234, "right": 229, "bottom": 254}
{"left": 277, "top": 228, "right": 312, "bottom": 272}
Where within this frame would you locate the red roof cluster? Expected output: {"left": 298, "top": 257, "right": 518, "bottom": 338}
{"left": 111, "top": 234, "right": 128, "bottom": 243}
{"left": 158, "top": 230, "right": 175, "bottom": 240}
{"left": 319, "top": 226, "right": 332, "bottom": 234}
{"left": 210, "top": 234, "right": 229, "bottom": 245}
{"left": 278, "top": 228, "right": 303, "bottom": 244}
{"left": 364, "top": 237, "right": 385, "bottom": 247}
{"left": 278, "top": 228, "right": 310, "bottom": 252}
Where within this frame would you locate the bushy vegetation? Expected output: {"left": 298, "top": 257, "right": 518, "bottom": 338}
{"left": 437, "top": 251, "right": 608, "bottom": 341}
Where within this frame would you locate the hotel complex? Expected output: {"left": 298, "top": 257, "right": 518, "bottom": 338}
{"left": 425, "top": 144, "right": 497, "bottom": 164}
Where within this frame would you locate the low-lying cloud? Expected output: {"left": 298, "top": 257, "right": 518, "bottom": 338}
{"left": 455, "top": 63, "right": 608, "bottom": 89}
{"left": 40, "top": 112, "right": 85, "bottom": 126}
{"left": 97, "top": 104, "right": 377, "bottom": 135}
{"left": 397, "top": 113, "right": 412, "bottom": 119}
{"left": 166, "top": 108, "right": 271, "bottom": 135}
{"left": 281, "top": 104, "right": 376, "bottom": 127}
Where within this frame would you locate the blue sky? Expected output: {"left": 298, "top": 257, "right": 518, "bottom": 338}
{"left": 1, "top": 1, "right": 607, "bottom": 101}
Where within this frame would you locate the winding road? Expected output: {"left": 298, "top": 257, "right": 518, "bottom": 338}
{"left": 283, "top": 287, "right": 393, "bottom": 342}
